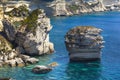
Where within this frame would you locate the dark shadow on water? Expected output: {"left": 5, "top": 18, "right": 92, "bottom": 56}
{"left": 65, "top": 61, "right": 102, "bottom": 80}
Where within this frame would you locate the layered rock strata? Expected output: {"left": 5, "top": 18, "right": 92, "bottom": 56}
{"left": 49, "top": 0, "right": 106, "bottom": 16}
{"left": 65, "top": 26, "right": 104, "bottom": 61}
{"left": 49, "top": 0, "right": 72, "bottom": 16}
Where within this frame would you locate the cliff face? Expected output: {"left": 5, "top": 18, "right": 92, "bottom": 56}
{"left": 15, "top": 9, "right": 54, "bottom": 56}
{"left": 65, "top": 26, "right": 104, "bottom": 61}
{"left": 49, "top": 0, "right": 106, "bottom": 16}
{"left": 0, "top": 8, "right": 54, "bottom": 67}
{"left": 103, "top": 0, "right": 120, "bottom": 10}
{"left": 49, "top": 0, "right": 72, "bottom": 16}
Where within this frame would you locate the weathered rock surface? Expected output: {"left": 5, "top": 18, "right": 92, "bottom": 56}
{"left": 15, "top": 9, "right": 54, "bottom": 56}
{"left": 2, "top": 19, "right": 16, "bottom": 41}
{"left": 32, "top": 65, "right": 52, "bottom": 74}
{"left": 49, "top": 0, "right": 72, "bottom": 16}
{"left": 65, "top": 26, "right": 104, "bottom": 61}
{"left": 0, "top": 20, "right": 3, "bottom": 31}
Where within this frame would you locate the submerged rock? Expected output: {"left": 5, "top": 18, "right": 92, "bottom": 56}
{"left": 48, "top": 62, "right": 59, "bottom": 67}
{"left": 65, "top": 26, "right": 104, "bottom": 61}
{"left": 0, "top": 78, "right": 12, "bottom": 80}
{"left": 32, "top": 65, "right": 52, "bottom": 74}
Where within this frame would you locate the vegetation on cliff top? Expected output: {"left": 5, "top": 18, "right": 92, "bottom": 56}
{"left": 68, "top": 5, "right": 79, "bottom": 11}
{"left": 67, "top": 26, "right": 98, "bottom": 34}
{"left": 22, "top": 9, "right": 42, "bottom": 33}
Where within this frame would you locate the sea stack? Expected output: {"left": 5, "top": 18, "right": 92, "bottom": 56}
{"left": 65, "top": 26, "right": 104, "bottom": 62}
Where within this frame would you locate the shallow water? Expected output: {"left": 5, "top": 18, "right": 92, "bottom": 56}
{"left": 0, "top": 11, "right": 120, "bottom": 80}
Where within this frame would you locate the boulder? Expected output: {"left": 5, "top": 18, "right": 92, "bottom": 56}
{"left": 15, "top": 58, "right": 25, "bottom": 67}
{"left": 32, "top": 65, "right": 52, "bottom": 74}
{"left": 25, "top": 58, "right": 39, "bottom": 64}
{"left": 5, "top": 59, "right": 16, "bottom": 67}
{"left": 65, "top": 26, "right": 104, "bottom": 61}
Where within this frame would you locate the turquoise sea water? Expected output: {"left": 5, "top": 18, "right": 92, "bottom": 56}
{"left": 0, "top": 11, "right": 120, "bottom": 80}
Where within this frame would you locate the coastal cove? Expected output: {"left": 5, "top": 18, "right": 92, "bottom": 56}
{"left": 0, "top": 11, "right": 120, "bottom": 80}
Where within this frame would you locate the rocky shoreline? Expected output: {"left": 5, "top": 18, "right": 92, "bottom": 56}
{"left": 0, "top": 5, "right": 54, "bottom": 67}
{"left": 0, "top": 0, "right": 118, "bottom": 67}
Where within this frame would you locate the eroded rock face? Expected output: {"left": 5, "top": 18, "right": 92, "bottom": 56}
{"left": 49, "top": 0, "right": 72, "bottom": 16}
{"left": 65, "top": 26, "right": 104, "bottom": 61}
{"left": 15, "top": 9, "right": 54, "bottom": 55}
{"left": 2, "top": 19, "right": 16, "bottom": 41}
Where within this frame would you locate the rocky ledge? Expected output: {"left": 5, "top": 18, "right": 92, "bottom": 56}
{"left": 65, "top": 26, "right": 104, "bottom": 62}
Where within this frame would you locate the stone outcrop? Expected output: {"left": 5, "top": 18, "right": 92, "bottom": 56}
{"left": 15, "top": 9, "right": 54, "bottom": 55}
{"left": 65, "top": 26, "right": 104, "bottom": 61}
{"left": 32, "top": 65, "right": 52, "bottom": 74}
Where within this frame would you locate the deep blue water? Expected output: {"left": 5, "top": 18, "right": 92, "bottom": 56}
{"left": 0, "top": 11, "right": 120, "bottom": 80}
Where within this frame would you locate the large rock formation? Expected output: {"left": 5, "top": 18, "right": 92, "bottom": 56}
{"left": 15, "top": 9, "right": 54, "bottom": 56}
{"left": 65, "top": 26, "right": 104, "bottom": 61}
